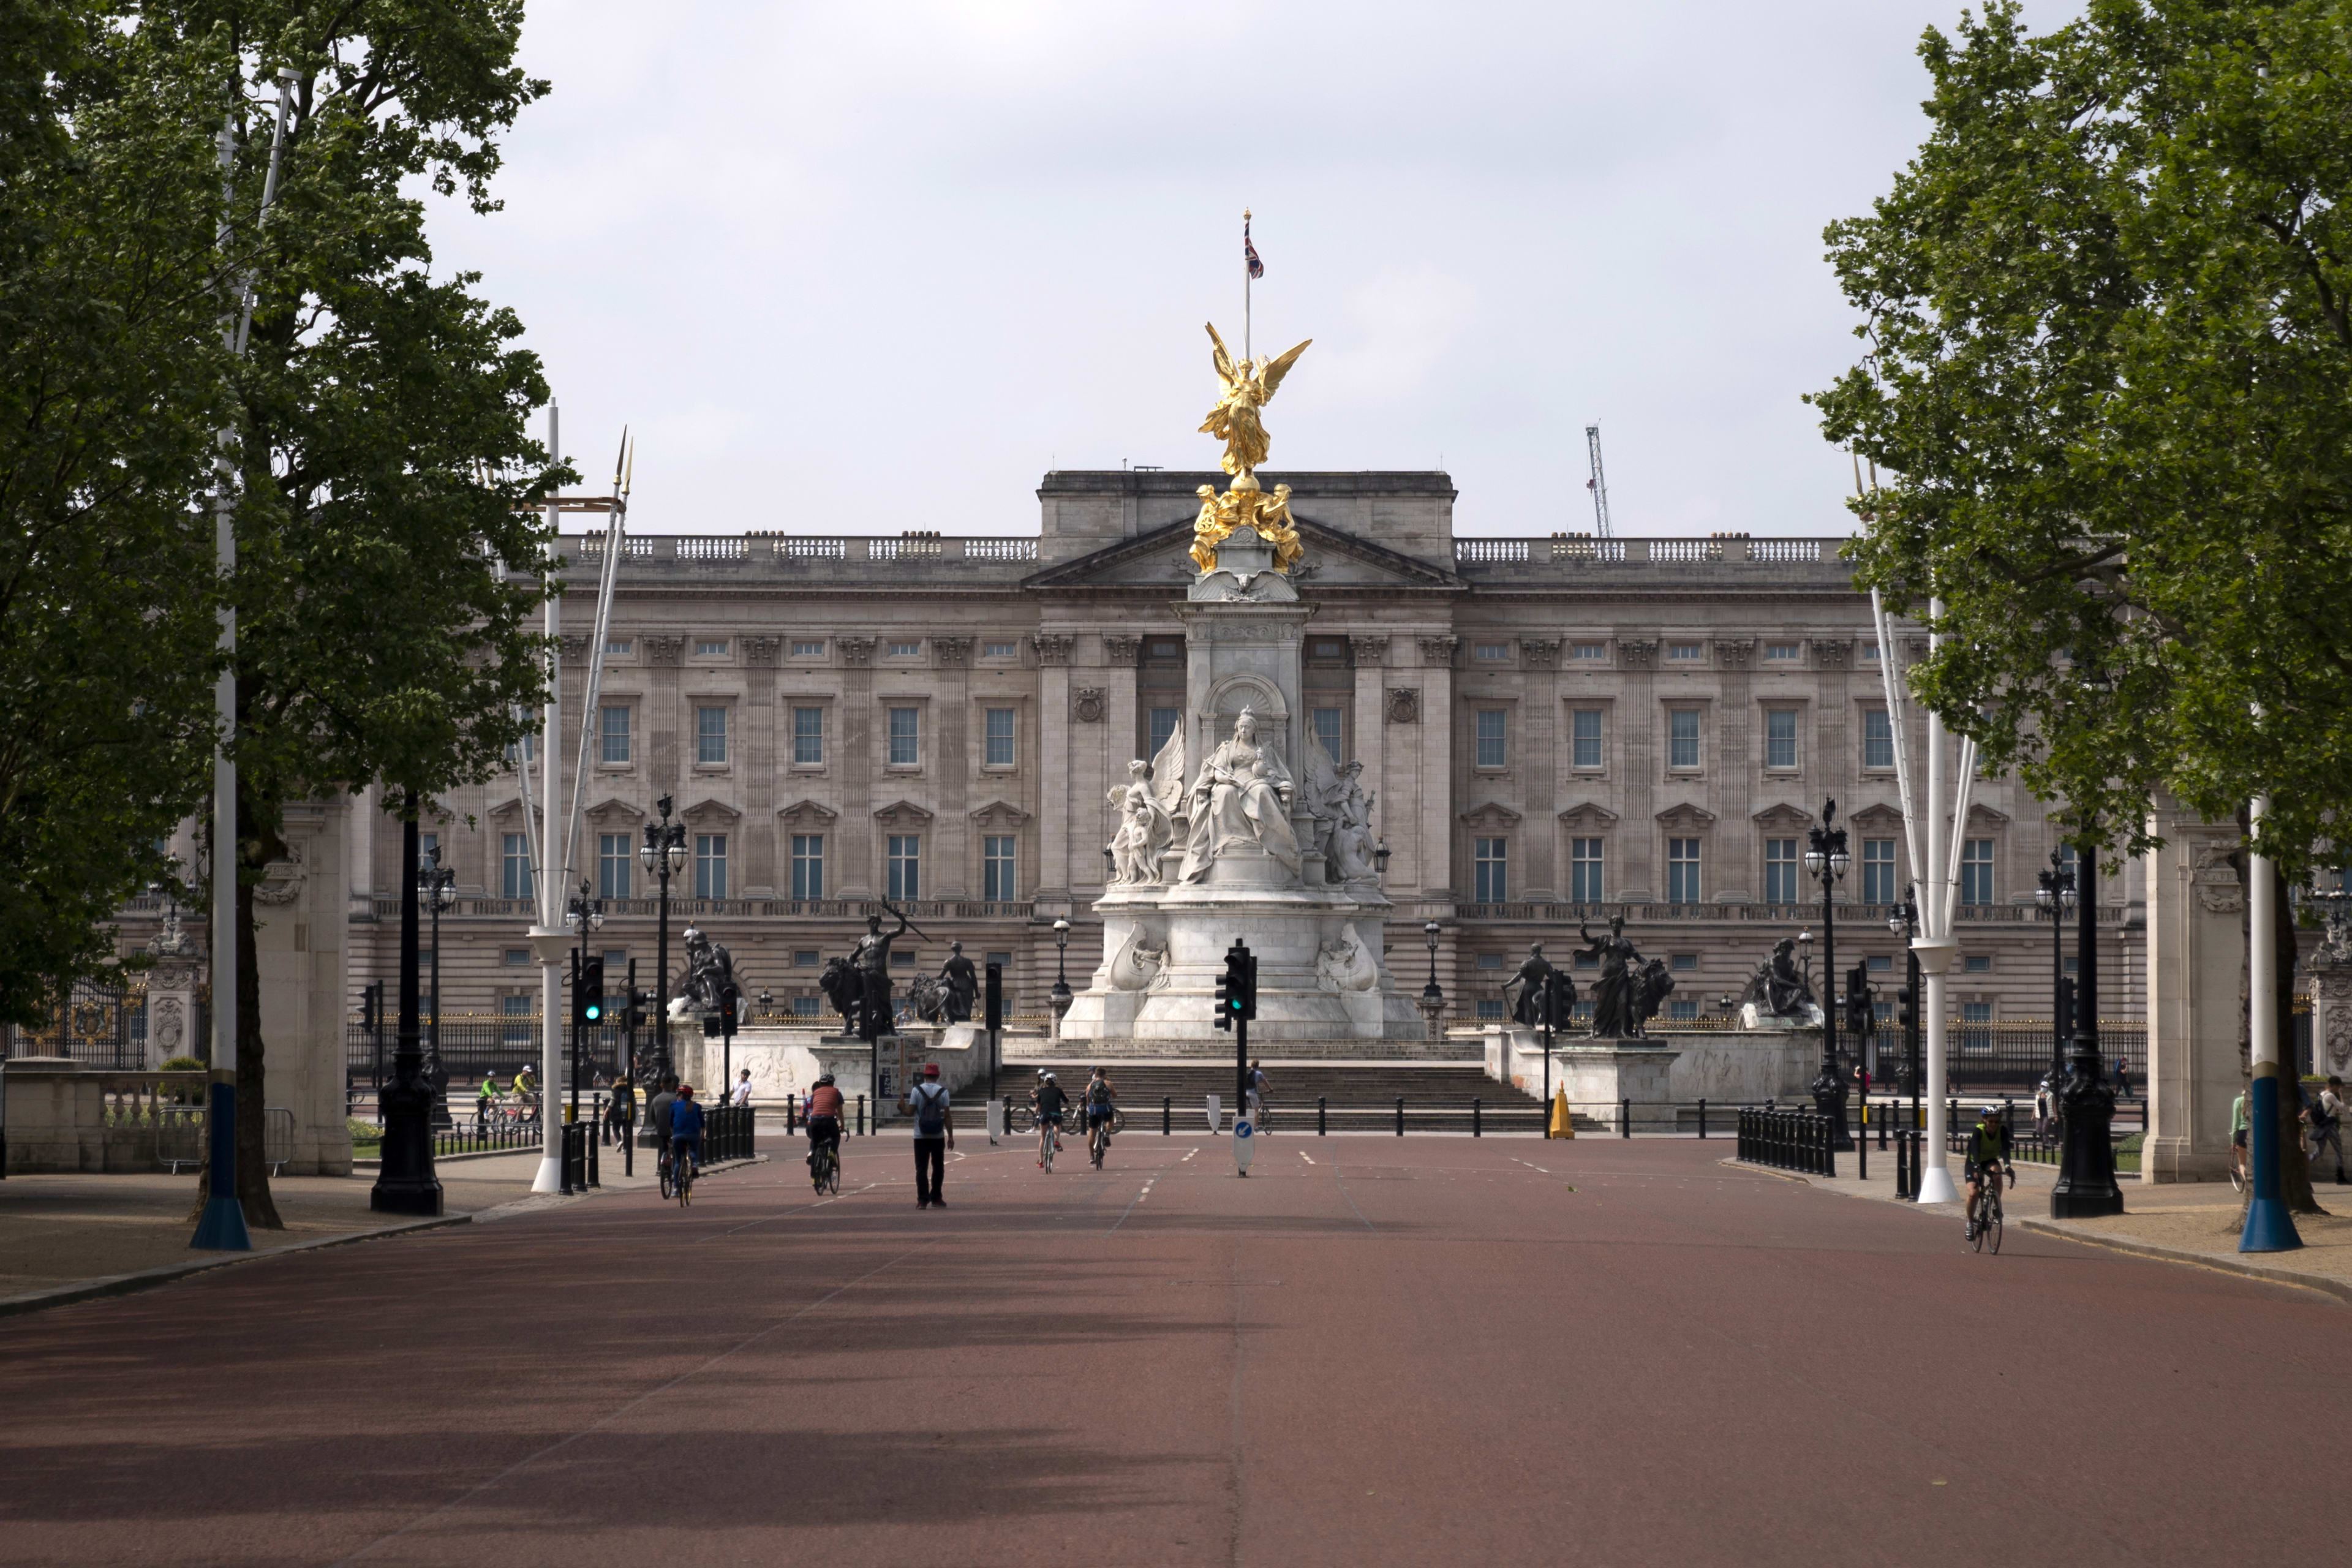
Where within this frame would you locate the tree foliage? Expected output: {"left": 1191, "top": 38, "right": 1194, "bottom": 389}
{"left": 0, "top": 6, "right": 228, "bottom": 1025}
{"left": 1812, "top": 0, "right": 2352, "bottom": 872}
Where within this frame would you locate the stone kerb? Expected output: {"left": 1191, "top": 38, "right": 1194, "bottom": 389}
{"left": 1485, "top": 1025, "right": 1817, "bottom": 1116}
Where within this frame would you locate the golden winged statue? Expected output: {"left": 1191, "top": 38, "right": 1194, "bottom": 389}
{"left": 1199, "top": 323, "right": 1311, "bottom": 478}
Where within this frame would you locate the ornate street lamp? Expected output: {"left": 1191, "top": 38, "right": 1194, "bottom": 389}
{"left": 564, "top": 879, "right": 603, "bottom": 1123}
{"left": 371, "top": 804, "right": 444, "bottom": 1216}
{"left": 1050, "top": 916, "right": 1073, "bottom": 1039}
{"left": 1420, "top": 920, "right": 1446, "bottom": 1041}
{"left": 417, "top": 846, "right": 458, "bottom": 1128}
{"left": 2035, "top": 852, "right": 2079, "bottom": 1087}
{"left": 638, "top": 794, "right": 687, "bottom": 1085}
{"left": 1804, "top": 798, "right": 1853, "bottom": 1149}
{"left": 2051, "top": 833, "right": 2124, "bottom": 1218}
{"left": 1374, "top": 839, "right": 1391, "bottom": 878}
{"left": 1888, "top": 888, "right": 1923, "bottom": 1124}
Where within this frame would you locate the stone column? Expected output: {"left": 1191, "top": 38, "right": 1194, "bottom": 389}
{"left": 1521, "top": 639, "right": 1561, "bottom": 899}
{"left": 2143, "top": 807, "right": 2244, "bottom": 1182}
{"left": 1714, "top": 639, "right": 1754, "bottom": 900}
{"left": 144, "top": 955, "right": 205, "bottom": 1068}
{"left": 2311, "top": 962, "right": 2352, "bottom": 1087}
{"left": 743, "top": 637, "right": 780, "bottom": 894}
{"left": 1033, "top": 633, "right": 1075, "bottom": 902}
{"left": 935, "top": 638, "right": 973, "bottom": 897}
{"left": 646, "top": 636, "right": 685, "bottom": 794}
{"left": 1351, "top": 635, "right": 1391, "bottom": 890}
{"left": 1618, "top": 639, "right": 1659, "bottom": 900}
{"left": 837, "top": 637, "right": 877, "bottom": 898}
{"left": 1417, "top": 635, "right": 1457, "bottom": 897}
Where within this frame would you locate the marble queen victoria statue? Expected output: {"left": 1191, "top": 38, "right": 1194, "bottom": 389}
{"left": 1178, "top": 707, "right": 1302, "bottom": 883}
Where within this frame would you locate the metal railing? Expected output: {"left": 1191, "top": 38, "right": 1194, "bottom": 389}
{"left": 157, "top": 1106, "right": 295, "bottom": 1175}
{"left": 4, "top": 978, "right": 148, "bottom": 1068}
{"left": 1452, "top": 535, "right": 1849, "bottom": 567}
{"left": 1737, "top": 1107, "right": 1836, "bottom": 1176}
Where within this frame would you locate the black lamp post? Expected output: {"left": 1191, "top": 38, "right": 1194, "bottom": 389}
{"left": 418, "top": 846, "right": 456, "bottom": 1128}
{"left": 564, "top": 880, "right": 603, "bottom": 1124}
{"left": 371, "top": 806, "right": 443, "bottom": 1215}
{"left": 1888, "top": 889, "right": 1923, "bottom": 1123}
{"left": 1804, "top": 798, "right": 1852, "bottom": 1150}
{"left": 1050, "top": 916, "right": 1072, "bottom": 1038}
{"left": 2035, "top": 851, "right": 2078, "bottom": 1088}
{"left": 1420, "top": 920, "right": 1445, "bottom": 1039}
{"left": 638, "top": 794, "right": 687, "bottom": 1085}
{"left": 2051, "top": 835, "right": 2125, "bottom": 1218}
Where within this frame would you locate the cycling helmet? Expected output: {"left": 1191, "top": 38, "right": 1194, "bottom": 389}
{"left": 1043, "top": 1071, "right": 1057, "bottom": 1082}
{"left": 1980, "top": 1102, "right": 2003, "bottom": 1115}
{"left": 814, "top": 1074, "right": 834, "bottom": 1087}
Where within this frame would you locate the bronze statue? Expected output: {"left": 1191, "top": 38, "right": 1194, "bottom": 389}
{"left": 1576, "top": 916, "right": 1644, "bottom": 1038}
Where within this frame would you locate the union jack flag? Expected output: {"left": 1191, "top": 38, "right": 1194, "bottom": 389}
{"left": 1245, "top": 217, "right": 1264, "bottom": 280}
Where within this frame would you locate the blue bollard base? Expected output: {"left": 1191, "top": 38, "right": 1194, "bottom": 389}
{"left": 2239, "top": 1196, "right": 2305, "bottom": 1253}
{"left": 190, "top": 1193, "right": 252, "bottom": 1252}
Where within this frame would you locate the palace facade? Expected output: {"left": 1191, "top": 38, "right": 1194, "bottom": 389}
{"left": 331, "top": 469, "right": 2143, "bottom": 1041}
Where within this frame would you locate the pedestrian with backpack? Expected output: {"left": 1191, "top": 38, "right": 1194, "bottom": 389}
{"left": 2308, "top": 1075, "right": 2345, "bottom": 1185}
{"left": 900, "top": 1062, "right": 955, "bottom": 1208}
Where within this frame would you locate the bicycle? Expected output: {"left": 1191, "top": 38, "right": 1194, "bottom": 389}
{"left": 658, "top": 1142, "right": 674, "bottom": 1200}
{"left": 1037, "top": 1115, "right": 1060, "bottom": 1173}
{"left": 1088, "top": 1110, "right": 1116, "bottom": 1169}
{"left": 1966, "top": 1167, "right": 2007, "bottom": 1254}
{"left": 810, "top": 1136, "right": 840, "bottom": 1196}
{"left": 674, "top": 1144, "right": 696, "bottom": 1206}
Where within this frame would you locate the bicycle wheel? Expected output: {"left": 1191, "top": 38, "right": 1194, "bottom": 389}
{"left": 825, "top": 1155, "right": 840, "bottom": 1196}
{"left": 2230, "top": 1161, "right": 2247, "bottom": 1193}
{"left": 678, "top": 1159, "right": 693, "bottom": 1206}
{"left": 660, "top": 1160, "right": 674, "bottom": 1200}
{"left": 1988, "top": 1201, "right": 2003, "bottom": 1254}
{"left": 1091, "top": 1125, "right": 1106, "bottom": 1168}
{"left": 1043, "top": 1127, "right": 1057, "bottom": 1172}
{"left": 1969, "top": 1204, "right": 1986, "bottom": 1252}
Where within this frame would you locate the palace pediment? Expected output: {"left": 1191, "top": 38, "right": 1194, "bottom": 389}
{"left": 1026, "top": 515, "right": 1462, "bottom": 594}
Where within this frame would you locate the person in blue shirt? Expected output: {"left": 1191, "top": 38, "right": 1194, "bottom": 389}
{"left": 669, "top": 1083, "right": 707, "bottom": 1181}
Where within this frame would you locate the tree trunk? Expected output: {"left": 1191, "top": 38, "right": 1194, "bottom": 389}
{"left": 233, "top": 864, "right": 284, "bottom": 1227}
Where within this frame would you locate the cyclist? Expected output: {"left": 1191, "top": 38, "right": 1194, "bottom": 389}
{"left": 2230, "top": 1084, "right": 2250, "bottom": 1188}
{"left": 1962, "top": 1102, "right": 2013, "bottom": 1242}
{"left": 669, "top": 1082, "right": 706, "bottom": 1191}
{"left": 1245, "top": 1060, "right": 1270, "bottom": 1131}
{"left": 647, "top": 1073, "right": 680, "bottom": 1183}
{"left": 1084, "top": 1067, "right": 1117, "bottom": 1161}
{"left": 805, "top": 1073, "right": 845, "bottom": 1180}
{"left": 1034, "top": 1071, "right": 1070, "bottom": 1169}
{"left": 475, "top": 1075, "right": 500, "bottom": 1129}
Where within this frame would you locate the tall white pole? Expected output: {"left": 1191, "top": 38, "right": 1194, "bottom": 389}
{"left": 1914, "top": 595, "right": 1960, "bottom": 1204}
{"left": 529, "top": 402, "right": 567, "bottom": 1193}
{"left": 2242, "top": 794, "right": 2302, "bottom": 1249}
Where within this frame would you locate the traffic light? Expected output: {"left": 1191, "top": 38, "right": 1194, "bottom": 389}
{"left": 1215, "top": 954, "right": 1237, "bottom": 1031}
{"left": 984, "top": 963, "right": 1003, "bottom": 1033}
{"left": 718, "top": 984, "right": 739, "bottom": 1033}
{"left": 576, "top": 956, "right": 606, "bottom": 1027}
{"left": 1240, "top": 952, "right": 1259, "bottom": 1020}
{"left": 361, "top": 982, "right": 380, "bottom": 1035}
{"left": 1894, "top": 983, "right": 1917, "bottom": 1033}
{"left": 1845, "top": 965, "right": 1873, "bottom": 1038}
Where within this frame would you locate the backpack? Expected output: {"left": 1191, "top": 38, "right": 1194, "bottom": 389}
{"left": 913, "top": 1083, "right": 948, "bottom": 1137}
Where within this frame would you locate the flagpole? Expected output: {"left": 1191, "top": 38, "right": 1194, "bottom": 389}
{"left": 1243, "top": 208, "right": 1253, "bottom": 362}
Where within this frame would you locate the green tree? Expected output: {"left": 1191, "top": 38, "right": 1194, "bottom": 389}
{"left": 179, "top": 3, "right": 562, "bottom": 1226}
{"left": 0, "top": 6, "right": 228, "bottom": 1026}
{"left": 1812, "top": 0, "right": 2348, "bottom": 1208}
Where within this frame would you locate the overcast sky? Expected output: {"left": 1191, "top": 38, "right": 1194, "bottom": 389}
{"left": 429, "top": 1, "right": 2079, "bottom": 540}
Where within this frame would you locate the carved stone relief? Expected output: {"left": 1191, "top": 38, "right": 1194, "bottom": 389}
{"left": 837, "top": 637, "right": 876, "bottom": 668}
{"left": 742, "top": 636, "right": 781, "bottom": 667}
{"left": 251, "top": 843, "right": 306, "bottom": 907}
{"left": 1349, "top": 635, "right": 1389, "bottom": 666}
{"left": 1520, "top": 639, "right": 1561, "bottom": 671}
{"left": 1417, "top": 635, "right": 1459, "bottom": 668}
{"left": 1031, "top": 633, "right": 1074, "bottom": 666}
{"left": 2192, "top": 842, "right": 2244, "bottom": 914}
{"left": 1810, "top": 638, "right": 1852, "bottom": 667}
{"left": 1072, "top": 687, "right": 1107, "bottom": 723}
{"left": 1386, "top": 688, "right": 1420, "bottom": 725}
{"left": 935, "top": 636, "right": 973, "bottom": 665}
{"left": 645, "top": 636, "right": 686, "bottom": 667}
{"left": 1713, "top": 639, "right": 1754, "bottom": 668}
{"left": 1102, "top": 635, "right": 1141, "bottom": 667}
{"left": 1619, "top": 639, "right": 1658, "bottom": 669}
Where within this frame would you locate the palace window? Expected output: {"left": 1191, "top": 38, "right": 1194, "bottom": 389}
{"left": 790, "top": 996, "right": 821, "bottom": 1019}
{"left": 791, "top": 835, "right": 823, "bottom": 899}
{"left": 887, "top": 640, "right": 923, "bottom": 657}
{"left": 1959, "top": 838, "right": 1995, "bottom": 905}
{"left": 1667, "top": 643, "right": 1706, "bottom": 662}
{"left": 1476, "top": 710, "right": 1507, "bottom": 769}
{"left": 695, "top": 639, "right": 728, "bottom": 657}
{"left": 502, "top": 992, "right": 533, "bottom": 1047}
{"left": 600, "top": 704, "right": 630, "bottom": 764}
{"left": 983, "top": 640, "right": 1018, "bottom": 659}
{"left": 1863, "top": 842, "right": 1900, "bottom": 902}
{"left": 1671, "top": 953, "right": 1698, "bottom": 971}
{"left": 500, "top": 834, "right": 533, "bottom": 901}
{"left": 606, "top": 639, "right": 633, "bottom": 656}
{"left": 1861, "top": 838, "right": 1898, "bottom": 904}
{"left": 1311, "top": 706, "right": 1344, "bottom": 763}
{"left": 888, "top": 834, "right": 921, "bottom": 900}
{"left": 696, "top": 706, "right": 728, "bottom": 765}
{"left": 1667, "top": 837, "right": 1702, "bottom": 904}
{"left": 503, "top": 731, "right": 537, "bottom": 766}
{"left": 794, "top": 950, "right": 820, "bottom": 968}
{"left": 502, "top": 947, "right": 530, "bottom": 967}
{"left": 1570, "top": 838, "right": 1605, "bottom": 902}
{"left": 1474, "top": 837, "right": 1507, "bottom": 903}
{"left": 1964, "top": 955, "right": 1992, "bottom": 973}
{"left": 694, "top": 834, "right": 728, "bottom": 899}
{"left": 1668, "top": 999, "right": 1699, "bottom": 1022}
{"left": 598, "top": 833, "right": 632, "bottom": 900}
{"left": 888, "top": 707, "right": 920, "bottom": 766}
{"left": 791, "top": 639, "right": 825, "bottom": 657}
{"left": 1149, "top": 707, "right": 1181, "bottom": 760}
{"left": 793, "top": 706, "right": 824, "bottom": 765}
{"left": 983, "top": 835, "right": 1017, "bottom": 900}
{"left": 1863, "top": 709, "right": 1894, "bottom": 769}
{"left": 1570, "top": 643, "right": 1608, "bottom": 662}
{"left": 1668, "top": 709, "right": 1702, "bottom": 770}
{"left": 1763, "top": 838, "right": 1800, "bottom": 904}
{"left": 1765, "top": 643, "right": 1801, "bottom": 662}
{"left": 1474, "top": 642, "right": 1510, "bottom": 662}
{"left": 985, "top": 707, "right": 1016, "bottom": 767}
{"left": 1765, "top": 709, "right": 1799, "bottom": 770}
{"left": 1572, "top": 709, "right": 1604, "bottom": 769}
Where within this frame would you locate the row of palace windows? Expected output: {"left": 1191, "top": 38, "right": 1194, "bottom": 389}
{"left": 559, "top": 705, "right": 1024, "bottom": 770}
{"left": 491, "top": 832, "right": 1022, "bottom": 902}
{"left": 1465, "top": 835, "right": 1994, "bottom": 906}
{"left": 1469, "top": 708, "right": 1899, "bottom": 772}
{"left": 597, "top": 638, "right": 1028, "bottom": 663}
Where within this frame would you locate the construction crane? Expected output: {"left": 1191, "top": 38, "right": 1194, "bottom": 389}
{"left": 1584, "top": 424, "right": 1613, "bottom": 539}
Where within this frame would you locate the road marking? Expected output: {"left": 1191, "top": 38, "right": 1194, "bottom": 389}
{"left": 1513, "top": 1158, "right": 1551, "bottom": 1174}
{"left": 1110, "top": 1174, "right": 1159, "bottom": 1232}
{"left": 1299, "top": 1151, "right": 1316, "bottom": 1165}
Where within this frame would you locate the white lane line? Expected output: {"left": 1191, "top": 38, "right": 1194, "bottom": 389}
{"left": 1110, "top": 1172, "right": 1159, "bottom": 1233}
{"left": 1299, "top": 1151, "right": 1316, "bottom": 1165}
{"left": 1513, "top": 1158, "right": 1551, "bottom": 1174}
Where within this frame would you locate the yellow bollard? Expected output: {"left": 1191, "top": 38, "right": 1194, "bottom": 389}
{"left": 1549, "top": 1088, "right": 1575, "bottom": 1140}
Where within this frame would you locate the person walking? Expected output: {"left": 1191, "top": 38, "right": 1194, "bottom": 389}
{"left": 2032, "top": 1076, "right": 2052, "bottom": 1140}
{"left": 731, "top": 1068, "right": 753, "bottom": 1108}
{"left": 901, "top": 1062, "right": 955, "bottom": 1208}
{"left": 2307, "top": 1075, "right": 2345, "bottom": 1185}
{"left": 605, "top": 1074, "right": 635, "bottom": 1147}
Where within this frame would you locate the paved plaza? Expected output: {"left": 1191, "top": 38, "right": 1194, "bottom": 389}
{"left": 0, "top": 1133, "right": 2338, "bottom": 1566}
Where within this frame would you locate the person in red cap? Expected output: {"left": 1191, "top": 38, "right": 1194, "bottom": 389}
{"left": 899, "top": 1061, "right": 955, "bottom": 1208}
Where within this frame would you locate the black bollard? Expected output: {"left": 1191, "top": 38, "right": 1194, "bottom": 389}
{"left": 1621, "top": 1098, "right": 1631, "bottom": 1139}
{"left": 1698, "top": 1098, "right": 1708, "bottom": 1140}
{"left": 1396, "top": 1096, "right": 1404, "bottom": 1136}
{"left": 1318, "top": 1096, "right": 1327, "bottom": 1136}
{"left": 1473, "top": 1098, "right": 1482, "bottom": 1138}
{"left": 1163, "top": 1095, "right": 1171, "bottom": 1135}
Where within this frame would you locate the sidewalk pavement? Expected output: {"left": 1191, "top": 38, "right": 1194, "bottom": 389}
{"left": 0, "top": 1140, "right": 755, "bottom": 1316}
{"left": 1730, "top": 1141, "right": 2352, "bottom": 1305}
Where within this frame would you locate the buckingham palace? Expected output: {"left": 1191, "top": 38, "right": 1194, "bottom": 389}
{"left": 334, "top": 467, "right": 2143, "bottom": 1043}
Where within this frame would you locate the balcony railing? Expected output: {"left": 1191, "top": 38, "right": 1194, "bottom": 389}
{"left": 1452, "top": 535, "right": 1849, "bottom": 567}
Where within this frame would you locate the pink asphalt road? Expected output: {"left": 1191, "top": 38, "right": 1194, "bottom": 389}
{"left": 0, "top": 1135, "right": 2335, "bottom": 1567}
